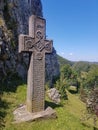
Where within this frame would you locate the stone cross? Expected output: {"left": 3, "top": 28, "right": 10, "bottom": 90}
{"left": 19, "top": 15, "right": 52, "bottom": 113}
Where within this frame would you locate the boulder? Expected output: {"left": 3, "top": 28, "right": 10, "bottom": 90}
{"left": 47, "top": 88, "right": 61, "bottom": 104}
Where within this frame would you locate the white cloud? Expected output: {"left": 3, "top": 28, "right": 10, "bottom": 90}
{"left": 69, "top": 53, "right": 73, "bottom": 56}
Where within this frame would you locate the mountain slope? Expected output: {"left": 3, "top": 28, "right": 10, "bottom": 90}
{"left": 57, "top": 55, "right": 74, "bottom": 67}
{"left": 57, "top": 55, "right": 98, "bottom": 71}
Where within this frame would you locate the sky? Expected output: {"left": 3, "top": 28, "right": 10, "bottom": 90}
{"left": 41, "top": 0, "right": 98, "bottom": 62}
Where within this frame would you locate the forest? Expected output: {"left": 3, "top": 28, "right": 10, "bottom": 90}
{"left": 57, "top": 55, "right": 98, "bottom": 91}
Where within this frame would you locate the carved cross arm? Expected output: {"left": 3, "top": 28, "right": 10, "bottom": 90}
{"left": 19, "top": 34, "right": 35, "bottom": 53}
{"left": 44, "top": 40, "right": 53, "bottom": 54}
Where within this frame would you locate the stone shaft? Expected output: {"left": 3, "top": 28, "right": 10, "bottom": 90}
{"left": 27, "top": 53, "right": 45, "bottom": 112}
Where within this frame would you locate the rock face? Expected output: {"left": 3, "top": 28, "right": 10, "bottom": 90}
{"left": 0, "top": 0, "right": 59, "bottom": 86}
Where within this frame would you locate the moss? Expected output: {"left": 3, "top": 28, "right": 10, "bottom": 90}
{"left": 0, "top": 16, "right": 5, "bottom": 26}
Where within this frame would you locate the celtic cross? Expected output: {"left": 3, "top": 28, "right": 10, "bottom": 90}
{"left": 19, "top": 15, "right": 53, "bottom": 113}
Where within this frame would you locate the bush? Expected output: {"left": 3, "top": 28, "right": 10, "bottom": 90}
{"left": 54, "top": 77, "right": 68, "bottom": 100}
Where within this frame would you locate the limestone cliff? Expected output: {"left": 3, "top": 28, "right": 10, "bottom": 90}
{"left": 0, "top": 0, "right": 60, "bottom": 86}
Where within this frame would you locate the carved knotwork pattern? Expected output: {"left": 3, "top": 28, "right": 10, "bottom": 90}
{"left": 20, "top": 22, "right": 52, "bottom": 53}
{"left": 34, "top": 41, "right": 45, "bottom": 52}
{"left": 34, "top": 30, "right": 45, "bottom": 52}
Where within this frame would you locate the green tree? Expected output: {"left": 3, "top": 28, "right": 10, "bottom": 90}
{"left": 84, "top": 65, "right": 98, "bottom": 88}
{"left": 61, "top": 64, "right": 72, "bottom": 79}
{"left": 72, "top": 61, "right": 90, "bottom": 75}
{"left": 58, "top": 64, "right": 79, "bottom": 93}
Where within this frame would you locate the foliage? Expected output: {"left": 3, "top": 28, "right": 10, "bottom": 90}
{"left": 54, "top": 74, "right": 68, "bottom": 100}
{"left": 60, "top": 64, "right": 79, "bottom": 92}
{"left": 54, "top": 64, "right": 79, "bottom": 99}
{"left": 83, "top": 65, "right": 98, "bottom": 88}
{"left": 61, "top": 64, "right": 72, "bottom": 79}
{"left": 72, "top": 61, "right": 91, "bottom": 74}
{"left": 57, "top": 55, "right": 98, "bottom": 94}
{"left": 45, "top": 82, "right": 50, "bottom": 91}
{"left": 58, "top": 55, "right": 98, "bottom": 90}
{"left": 79, "top": 87, "right": 88, "bottom": 103}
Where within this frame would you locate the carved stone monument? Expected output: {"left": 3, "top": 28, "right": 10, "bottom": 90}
{"left": 13, "top": 15, "right": 56, "bottom": 123}
{"left": 19, "top": 15, "right": 52, "bottom": 112}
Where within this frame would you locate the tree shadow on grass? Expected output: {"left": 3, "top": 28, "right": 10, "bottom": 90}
{"left": 81, "top": 122, "right": 98, "bottom": 130}
{"left": 93, "top": 127, "right": 98, "bottom": 130}
{"left": 81, "top": 122, "right": 91, "bottom": 128}
{"left": 68, "top": 90, "right": 77, "bottom": 94}
{"left": 0, "top": 112, "right": 6, "bottom": 129}
{"left": 45, "top": 100, "right": 63, "bottom": 109}
{"left": 0, "top": 98, "right": 10, "bottom": 129}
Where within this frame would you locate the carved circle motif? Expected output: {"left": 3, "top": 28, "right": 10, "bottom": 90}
{"left": 45, "top": 43, "right": 51, "bottom": 52}
{"left": 24, "top": 36, "right": 33, "bottom": 50}
{"left": 26, "top": 41, "right": 33, "bottom": 49}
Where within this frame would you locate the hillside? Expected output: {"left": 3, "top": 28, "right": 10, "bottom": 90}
{"left": 0, "top": 83, "right": 98, "bottom": 130}
{"left": 57, "top": 55, "right": 98, "bottom": 71}
{"left": 57, "top": 55, "right": 74, "bottom": 67}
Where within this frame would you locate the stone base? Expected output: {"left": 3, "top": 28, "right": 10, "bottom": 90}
{"left": 13, "top": 105, "right": 57, "bottom": 123}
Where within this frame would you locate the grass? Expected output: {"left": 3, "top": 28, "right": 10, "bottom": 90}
{"left": 0, "top": 83, "right": 98, "bottom": 130}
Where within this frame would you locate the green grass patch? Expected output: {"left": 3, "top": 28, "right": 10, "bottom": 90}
{"left": 0, "top": 84, "right": 98, "bottom": 130}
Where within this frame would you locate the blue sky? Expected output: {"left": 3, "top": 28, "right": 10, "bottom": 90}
{"left": 41, "top": 0, "right": 98, "bottom": 62}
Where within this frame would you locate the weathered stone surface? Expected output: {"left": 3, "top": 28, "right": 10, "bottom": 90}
{"left": 47, "top": 88, "right": 61, "bottom": 104}
{"left": 13, "top": 105, "right": 57, "bottom": 123}
{"left": 0, "top": 0, "right": 60, "bottom": 86}
{"left": 19, "top": 15, "right": 53, "bottom": 113}
{"left": 7, "top": 0, "right": 42, "bottom": 35}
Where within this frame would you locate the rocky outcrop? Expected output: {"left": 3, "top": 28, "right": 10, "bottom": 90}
{"left": 45, "top": 48, "right": 60, "bottom": 86}
{"left": 47, "top": 88, "right": 61, "bottom": 104}
{"left": 0, "top": 0, "right": 60, "bottom": 86}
